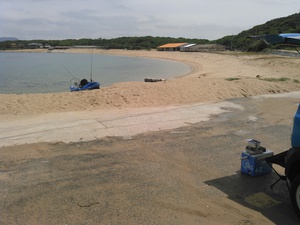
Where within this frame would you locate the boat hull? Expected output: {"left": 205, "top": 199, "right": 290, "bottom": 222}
{"left": 70, "top": 82, "right": 100, "bottom": 92}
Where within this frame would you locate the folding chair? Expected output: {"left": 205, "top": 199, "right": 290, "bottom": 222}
{"left": 265, "top": 150, "right": 290, "bottom": 191}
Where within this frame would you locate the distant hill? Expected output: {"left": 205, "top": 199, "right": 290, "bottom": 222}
{"left": 217, "top": 13, "right": 300, "bottom": 51}
{"left": 1, "top": 13, "right": 300, "bottom": 51}
{"left": 0, "top": 37, "right": 19, "bottom": 42}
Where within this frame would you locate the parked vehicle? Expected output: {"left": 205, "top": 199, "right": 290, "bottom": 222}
{"left": 268, "top": 104, "right": 300, "bottom": 217}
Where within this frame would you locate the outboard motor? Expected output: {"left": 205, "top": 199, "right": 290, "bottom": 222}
{"left": 285, "top": 104, "right": 300, "bottom": 217}
{"left": 80, "top": 79, "right": 89, "bottom": 88}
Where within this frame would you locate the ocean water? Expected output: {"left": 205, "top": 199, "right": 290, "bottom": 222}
{"left": 0, "top": 52, "right": 191, "bottom": 94}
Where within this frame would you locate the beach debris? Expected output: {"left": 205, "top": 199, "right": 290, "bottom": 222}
{"left": 198, "top": 73, "right": 207, "bottom": 78}
{"left": 77, "top": 202, "right": 100, "bottom": 208}
{"left": 144, "top": 77, "right": 167, "bottom": 82}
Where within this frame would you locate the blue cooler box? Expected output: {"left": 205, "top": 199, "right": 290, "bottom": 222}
{"left": 241, "top": 150, "right": 273, "bottom": 176}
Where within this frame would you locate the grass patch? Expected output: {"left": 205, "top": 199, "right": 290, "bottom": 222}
{"left": 293, "top": 79, "right": 300, "bottom": 83}
{"left": 259, "top": 77, "right": 290, "bottom": 82}
{"left": 225, "top": 77, "right": 240, "bottom": 81}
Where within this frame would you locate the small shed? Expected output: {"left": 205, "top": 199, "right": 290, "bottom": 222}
{"left": 157, "top": 43, "right": 188, "bottom": 51}
{"left": 10, "top": 43, "right": 17, "bottom": 48}
{"left": 180, "top": 43, "right": 196, "bottom": 51}
{"left": 182, "top": 44, "right": 226, "bottom": 52}
{"left": 28, "top": 43, "right": 43, "bottom": 49}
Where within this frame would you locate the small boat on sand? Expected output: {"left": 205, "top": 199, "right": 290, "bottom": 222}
{"left": 68, "top": 48, "right": 100, "bottom": 92}
{"left": 70, "top": 78, "right": 100, "bottom": 91}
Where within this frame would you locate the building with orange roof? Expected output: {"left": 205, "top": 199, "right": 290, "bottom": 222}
{"left": 157, "top": 43, "right": 188, "bottom": 51}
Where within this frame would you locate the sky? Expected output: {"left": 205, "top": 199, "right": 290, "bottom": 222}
{"left": 0, "top": 0, "right": 299, "bottom": 40}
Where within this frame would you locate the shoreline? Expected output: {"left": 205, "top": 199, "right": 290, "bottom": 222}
{"left": 1, "top": 48, "right": 195, "bottom": 94}
{"left": 1, "top": 49, "right": 300, "bottom": 118}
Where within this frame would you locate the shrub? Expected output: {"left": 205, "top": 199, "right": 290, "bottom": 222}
{"left": 260, "top": 77, "right": 290, "bottom": 82}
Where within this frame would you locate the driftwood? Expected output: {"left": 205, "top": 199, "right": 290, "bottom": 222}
{"left": 144, "top": 78, "right": 167, "bottom": 82}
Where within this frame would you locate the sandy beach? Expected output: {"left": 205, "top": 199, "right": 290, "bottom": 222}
{"left": 1, "top": 49, "right": 300, "bottom": 224}
{"left": 1, "top": 49, "right": 300, "bottom": 119}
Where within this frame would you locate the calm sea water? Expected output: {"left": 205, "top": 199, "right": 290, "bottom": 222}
{"left": 0, "top": 52, "right": 191, "bottom": 94}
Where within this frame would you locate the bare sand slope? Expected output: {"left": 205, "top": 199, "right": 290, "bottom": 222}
{"left": 1, "top": 50, "right": 300, "bottom": 119}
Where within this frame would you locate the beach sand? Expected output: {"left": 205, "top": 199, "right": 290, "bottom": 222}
{"left": 1, "top": 49, "right": 300, "bottom": 118}
{"left": 1, "top": 49, "right": 300, "bottom": 224}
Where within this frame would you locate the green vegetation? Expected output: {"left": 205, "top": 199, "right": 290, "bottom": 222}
{"left": 225, "top": 78, "right": 240, "bottom": 81}
{"left": 259, "top": 77, "right": 290, "bottom": 82}
{"left": 216, "top": 13, "right": 300, "bottom": 52}
{"left": 0, "top": 36, "right": 210, "bottom": 50}
{"left": 293, "top": 79, "right": 300, "bottom": 83}
{"left": 1, "top": 12, "right": 299, "bottom": 52}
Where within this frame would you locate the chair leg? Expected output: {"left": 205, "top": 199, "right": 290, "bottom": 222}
{"left": 270, "top": 175, "right": 287, "bottom": 189}
{"left": 266, "top": 160, "right": 289, "bottom": 190}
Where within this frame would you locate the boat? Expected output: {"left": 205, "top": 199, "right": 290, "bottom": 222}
{"left": 70, "top": 78, "right": 100, "bottom": 91}
{"left": 68, "top": 49, "right": 100, "bottom": 92}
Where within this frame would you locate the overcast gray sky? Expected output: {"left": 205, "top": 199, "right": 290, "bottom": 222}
{"left": 1, "top": 0, "right": 299, "bottom": 40}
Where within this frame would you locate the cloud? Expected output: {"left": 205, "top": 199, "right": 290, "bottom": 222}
{"left": 0, "top": 0, "right": 299, "bottom": 40}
